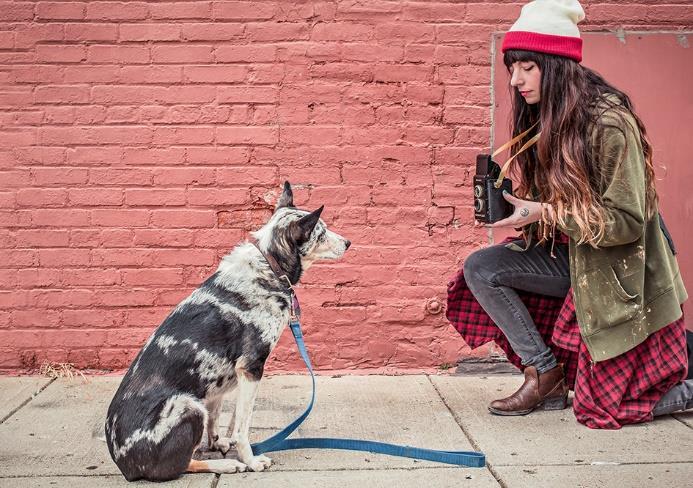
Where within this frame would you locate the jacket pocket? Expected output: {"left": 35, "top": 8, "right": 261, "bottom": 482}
{"left": 579, "top": 266, "right": 640, "bottom": 333}
{"left": 603, "top": 266, "right": 638, "bottom": 301}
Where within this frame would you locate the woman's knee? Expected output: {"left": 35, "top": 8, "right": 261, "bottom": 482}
{"left": 463, "top": 247, "right": 499, "bottom": 286}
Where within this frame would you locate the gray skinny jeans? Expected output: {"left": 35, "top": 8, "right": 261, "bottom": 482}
{"left": 463, "top": 239, "right": 693, "bottom": 416}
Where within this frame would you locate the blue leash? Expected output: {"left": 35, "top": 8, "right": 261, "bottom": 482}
{"left": 250, "top": 311, "right": 486, "bottom": 468}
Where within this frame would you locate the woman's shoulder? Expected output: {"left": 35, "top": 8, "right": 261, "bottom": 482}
{"left": 590, "top": 94, "right": 638, "bottom": 136}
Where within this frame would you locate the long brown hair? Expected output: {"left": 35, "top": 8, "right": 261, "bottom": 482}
{"left": 503, "top": 50, "right": 658, "bottom": 246}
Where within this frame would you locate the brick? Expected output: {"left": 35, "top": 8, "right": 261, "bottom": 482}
{"left": 443, "top": 105, "right": 491, "bottom": 126}
{"left": 32, "top": 209, "right": 90, "bottom": 227}
{"left": 280, "top": 126, "right": 340, "bottom": 145}
{"left": 0, "top": 2, "right": 35, "bottom": 21}
{"left": 68, "top": 188, "right": 123, "bottom": 206}
{"left": 186, "top": 188, "right": 248, "bottom": 206}
{"left": 153, "top": 126, "right": 215, "bottom": 145}
{"left": 124, "top": 189, "right": 186, "bottom": 206}
{"left": 181, "top": 22, "right": 245, "bottom": 41}
{"left": 122, "top": 268, "right": 183, "bottom": 286}
{"left": 311, "top": 22, "right": 373, "bottom": 41}
{"left": 91, "top": 248, "right": 155, "bottom": 266}
{"left": 151, "top": 44, "right": 213, "bottom": 63}
{"left": 16, "top": 229, "right": 69, "bottom": 248}
{"left": 15, "top": 268, "right": 61, "bottom": 288}
{"left": 192, "top": 228, "right": 244, "bottom": 247}
{"left": 376, "top": 22, "right": 435, "bottom": 43}
{"left": 185, "top": 146, "right": 249, "bottom": 165}
{"left": 36, "top": 45, "right": 86, "bottom": 63}
{"left": 120, "top": 23, "right": 182, "bottom": 42}
{"left": 11, "top": 309, "right": 61, "bottom": 328}
{"left": 36, "top": 2, "right": 85, "bottom": 20}
{"left": 374, "top": 64, "right": 433, "bottom": 83}
{"left": 341, "top": 43, "right": 403, "bottom": 62}
{"left": 66, "top": 146, "right": 123, "bottom": 166}
{"left": 63, "top": 66, "right": 119, "bottom": 83}
{"left": 95, "top": 289, "right": 157, "bottom": 307}
{"left": 61, "top": 268, "right": 119, "bottom": 286}
{"left": 86, "top": 2, "right": 149, "bottom": 21}
{"left": 216, "top": 166, "right": 278, "bottom": 186}
{"left": 246, "top": 22, "right": 310, "bottom": 42}
{"left": 64, "top": 23, "right": 118, "bottom": 42}
{"left": 100, "top": 229, "right": 134, "bottom": 247}
{"left": 123, "top": 147, "right": 185, "bottom": 166}
{"left": 88, "top": 168, "right": 153, "bottom": 186}
{"left": 213, "top": 1, "right": 277, "bottom": 20}
{"left": 436, "top": 24, "right": 494, "bottom": 44}
{"left": 34, "top": 85, "right": 90, "bottom": 104}
{"left": 152, "top": 249, "right": 217, "bottom": 266}
{"left": 30, "top": 289, "right": 95, "bottom": 309}
{"left": 87, "top": 45, "right": 149, "bottom": 64}
{"left": 465, "top": 3, "right": 522, "bottom": 23}
{"left": 183, "top": 65, "right": 247, "bottom": 83}
{"left": 38, "top": 248, "right": 90, "bottom": 267}
{"left": 0, "top": 88, "right": 32, "bottom": 107}
{"left": 91, "top": 209, "right": 150, "bottom": 227}
{"left": 218, "top": 86, "right": 279, "bottom": 103}
{"left": 119, "top": 65, "right": 182, "bottom": 84}
{"left": 151, "top": 2, "right": 213, "bottom": 20}
{"left": 215, "top": 44, "right": 277, "bottom": 62}
{"left": 152, "top": 167, "right": 215, "bottom": 186}
{"left": 150, "top": 209, "right": 216, "bottom": 228}
{"left": 134, "top": 229, "right": 195, "bottom": 247}
{"left": 0, "top": 170, "right": 31, "bottom": 188}
{"left": 402, "top": 2, "right": 467, "bottom": 22}
{"left": 106, "top": 328, "right": 155, "bottom": 347}
{"left": 62, "top": 308, "right": 123, "bottom": 328}
{"left": 216, "top": 126, "right": 278, "bottom": 145}
{"left": 1, "top": 250, "right": 38, "bottom": 267}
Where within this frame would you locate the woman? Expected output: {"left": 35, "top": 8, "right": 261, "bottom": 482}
{"left": 447, "top": 0, "right": 692, "bottom": 428}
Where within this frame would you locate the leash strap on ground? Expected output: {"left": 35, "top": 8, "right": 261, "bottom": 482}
{"left": 250, "top": 320, "right": 486, "bottom": 468}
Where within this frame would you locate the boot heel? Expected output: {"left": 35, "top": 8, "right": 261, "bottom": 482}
{"left": 542, "top": 395, "right": 567, "bottom": 411}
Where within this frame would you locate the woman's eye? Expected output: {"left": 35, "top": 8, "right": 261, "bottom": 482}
{"left": 522, "top": 65, "right": 534, "bottom": 72}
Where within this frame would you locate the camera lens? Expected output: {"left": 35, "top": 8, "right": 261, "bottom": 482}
{"left": 474, "top": 185, "right": 484, "bottom": 198}
{"left": 474, "top": 198, "right": 484, "bottom": 212}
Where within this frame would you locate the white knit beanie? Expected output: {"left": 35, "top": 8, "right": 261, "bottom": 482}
{"left": 502, "top": 0, "right": 586, "bottom": 62}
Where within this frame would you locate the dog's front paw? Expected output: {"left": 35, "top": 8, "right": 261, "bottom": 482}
{"left": 211, "top": 436, "right": 234, "bottom": 455}
{"left": 247, "top": 455, "right": 272, "bottom": 472}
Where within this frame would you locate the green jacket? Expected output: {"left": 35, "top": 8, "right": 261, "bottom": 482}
{"left": 520, "top": 102, "right": 687, "bottom": 362}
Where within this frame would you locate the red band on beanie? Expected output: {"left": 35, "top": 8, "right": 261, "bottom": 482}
{"left": 502, "top": 31, "right": 583, "bottom": 62}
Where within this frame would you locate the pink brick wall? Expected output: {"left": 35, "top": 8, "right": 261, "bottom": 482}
{"left": 1, "top": 1, "right": 692, "bottom": 372}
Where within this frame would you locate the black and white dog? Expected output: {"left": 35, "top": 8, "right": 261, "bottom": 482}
{"left": 105, "top": 182, "right": 350, "bottom": 481}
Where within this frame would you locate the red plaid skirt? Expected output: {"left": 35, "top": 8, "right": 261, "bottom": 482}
{"left": 446, "top": 260, "right": 688, "bottom": 429}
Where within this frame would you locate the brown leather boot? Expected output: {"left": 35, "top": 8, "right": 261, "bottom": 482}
{"left": 488, "top": 364, "right": 568, "bottom": 416}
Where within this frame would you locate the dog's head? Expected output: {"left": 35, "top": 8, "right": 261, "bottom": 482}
{"left": 252, "top": 182, "right": 350, "bottom": 280}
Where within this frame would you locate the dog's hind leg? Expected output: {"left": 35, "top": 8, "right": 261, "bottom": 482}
{"left": 230, "top": 365, "right": 272, "bottom": 472}
{"left": 187, "top": 458, "right": 247, "bottom": 474}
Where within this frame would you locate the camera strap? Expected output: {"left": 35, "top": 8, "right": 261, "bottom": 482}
{"left": 492, "top": 121, "right": 541, "bottom": 189}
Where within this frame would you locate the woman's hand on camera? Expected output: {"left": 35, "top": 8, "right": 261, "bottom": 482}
{"left": 483, "top": 191, "right": 543, "bottom": 228}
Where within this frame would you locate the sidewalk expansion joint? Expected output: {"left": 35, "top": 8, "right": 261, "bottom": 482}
{"left": 0, "top": 378, "right": 56, "bottom": 426}
{"left": 426, "top": 375, "right": 507, "bottom": 488}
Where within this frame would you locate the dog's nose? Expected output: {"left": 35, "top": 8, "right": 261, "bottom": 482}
{"left": 344, "top": 240, "right": 351, "bottom": 249}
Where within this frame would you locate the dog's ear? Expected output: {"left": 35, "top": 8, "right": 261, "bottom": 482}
{"left": 295, "top": 206, "right": 323, "bottom": 242}
{"left": 275, "top": 181, "right": 294, "bottom": 211}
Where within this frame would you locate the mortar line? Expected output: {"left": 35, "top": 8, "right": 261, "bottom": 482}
{"left": 0, "top": 377, "right": 56, "bottom": 426}
{"left": 426, "top": 375, "right": 507, "bottom": 488}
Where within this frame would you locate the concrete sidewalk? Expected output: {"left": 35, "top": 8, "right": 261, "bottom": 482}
{"left": 0, "top": 374, "right": 691, "bottom": 488}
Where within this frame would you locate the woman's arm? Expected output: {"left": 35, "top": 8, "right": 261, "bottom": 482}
{"left": 558, "top": 114, "right": 647, "bottom": 247}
